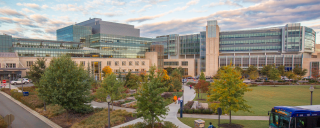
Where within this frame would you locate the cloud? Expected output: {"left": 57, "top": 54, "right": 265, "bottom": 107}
{"left": 108, "top": 0, "right": 125, "bottom": 6}
{"left": 186, "top": 0, "right": 200, "bottom": 6}
{"left": 41, "top": 5, "right": 49, "bottom": 9}
{"left": 0, "top": 7, "right": 25, "bottom": 17}
{"left": 30, "top": 14, "right": 48, "bottom": 24}
{"left": 138, "top": 0, "right": 320, "bottom": 39}
{"left": 137, "top": 4, "right": 152, "bottom": 13}
{"left": 204, "top": 0, "right": 243, "bottom": 8}
{"left": 0, "top": 25, "right": 26, "bottom": 38}
{"left": 129, "top": 0, "right": 169, "bottom": 5}
{"left": 0, "top": 17, "right": 38, "bottom": 28}
{"left": 51, "top": 4, "right": 85, "bottom": 12}
{"left": 22, "top": 8, "right": 35, "bottom": 13}
{"left": 95, "top": 11, "right": 123, "bottom": 17}
{"left": 16, "top": 3, "right": 41, "bottom": 10}
{"left": 189, "top": 9, "right": 207, "bottom": 13}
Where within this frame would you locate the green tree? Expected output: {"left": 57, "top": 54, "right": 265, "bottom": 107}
{"left": 261, "top": 65, "right": 272, "bottom": 78}
{"left": 170, "top": 69, "right": 182, "bottom": 92}
{"left": 208, "top": 65, "right": 252, "bottom": 124}
{"left": 125, "top": 71, "right": 139, "bottom": 89}
{"left": 248, "top": 70, "right": 259, "bottom": 81}
{"left": 177, "top": 66, "right": 185, "bottom": 76}
{"left": 269, "top": 67, "right": 281, "bottom": 87}
{"left": 101, "top": 73, "right": 126, "bottom": 109}
{"left": 278, "top": 65, "right": 286, "bottom": 76}
{"left": 37, "top": 55, "right": 92, "bottom": 113}
{"left": 27, "top": 58, "right": 46, "bottom": 84}
{"left": 293, "top": 65, "right": 308, "bottom": 77}
{"left": 200, "top": 71, "right": 206, "bottom": 80}
{"left": 285, "top": 71, "right": 297, "bottom": 85}
{"left": 136, "top": 65, "right": 169, "bottom": 128}
{"left": 234, "top": 66, "right": 243, "bottom": 75}
{"left": 166, "top": 67, "right": 173, "bottom": 75}
{"left": 245, "top": 65, "right": 258, "bottom": 78}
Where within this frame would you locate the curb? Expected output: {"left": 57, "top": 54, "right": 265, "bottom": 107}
{"left": 0, "top": 91, "right": 62, "bottom": 128}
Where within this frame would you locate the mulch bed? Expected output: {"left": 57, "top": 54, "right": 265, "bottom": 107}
{"left": 1, "top": 88, "right": 11, "bottom": 95}
{"left": 219, "top": 123, "right": 244, "bottom": 128}
{"left": 49, "top": 112, "right": 94, "bottom": 128}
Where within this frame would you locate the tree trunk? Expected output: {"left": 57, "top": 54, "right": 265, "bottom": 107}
{"left": 273, "top": 81, "right": 275, "bottom": 87}
{"left": 229, "top": 110, "right": 231, "bottom": 124}
{"left": 198, "top": 89, "right": 199, "bottom": 98}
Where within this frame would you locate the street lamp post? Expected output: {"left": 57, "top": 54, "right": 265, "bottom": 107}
{"left": 180, "top": 87, "right": 184, "bottom": 118}
{"left": 107, "top": 95, "right": 111, "bottom": 128}
{"left": 310, "top": 86, "right": 314, "bottom": 105}
{"left": 8, "top": 74, "right": 11, "bottom": 90}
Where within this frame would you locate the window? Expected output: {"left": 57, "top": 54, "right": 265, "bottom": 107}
{"left": 182, "top": 61, "right": 188, "bottom": 66}
{"left": 164, "top": 61, "right": 179, "bottom": 66}
{"left": 141, "top": 69, "right": 145, "bottom": 71}
{"left": 122, "top": 61, "right": 126, "bottom": 66}
{"left": 80, "top": 61, "right": 85, "bottom": 66}
{"left": 107, "top": 61, "right": 111, "bottom": 66}
{"left": 27, "top": 61, "right": 33, "bottom": 67}
{"left": 129, "top": 61, "right": 133, "bottom": 66}
{"left": 115, "top": 61, "right": 119, "bottom": 66}
{"left": 6, "top": 63, "right": 16, "bottom": 68}
{"left": 129, "top": 69, "right": 133, "bottom": 72}
{"left": 135, "top": 69, "right": 139, "bottom": 72}
{"left": 115, "top": 69, "right": 119, "bottom": 72}
{"left": 142, "top": 61, "right": 145, "bottom": 66}
{"left": 135, "top": 61, "right": 139, "bottom": 66}
{"left": 122, "top": 69, "right": 126, "bottom": 72}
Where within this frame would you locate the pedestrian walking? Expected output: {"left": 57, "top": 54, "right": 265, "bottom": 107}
{"left": 208, "top": 122, "right": 215, "bottom": 128}
{"left": 190, "top": 84, "right": 192, "bottom": 89}
{"left": 178, "top": 97, "right": 180, "bottom": 104}
{"left": 173, "top": 95, "right": 177, "bottom": 104}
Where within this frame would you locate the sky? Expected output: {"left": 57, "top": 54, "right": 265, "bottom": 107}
{"left": 0, "top": 0, "right": 319, "bottom": 43}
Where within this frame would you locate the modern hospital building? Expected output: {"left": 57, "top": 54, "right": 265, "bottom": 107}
{"left": 0, "top": 18, "right": 318, "bottom": 80}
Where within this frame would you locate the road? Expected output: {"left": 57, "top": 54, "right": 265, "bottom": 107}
{"left": 0, "top": 92, "right": 51, "bottom": 128}
{"left": 10, "top": 83, "right": 34, "bottom": 88}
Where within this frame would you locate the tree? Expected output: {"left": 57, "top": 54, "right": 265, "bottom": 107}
{"left": 37, "top": 55, "right": 92, "bottom": 113}
{"left": 208, "top": 65, "right": 252, "bottom": 124}
{"left": 139, "top": 70, "right": 147, "bottom": 81}
{"left": 248, "top": 70, "right": 259, "bottom": 81}
{"left": 245, "top": 65, "right": 258, "bottom": 78}
{"left": 27, "top": 58, "right": 46, "bottom": 84}
{"left": 101, "top": 73, "right": 126, "bottom": 109}
{"left": 278, "top": 65, "right": 286, "bottom": 76}
{"left": 234, "top": 66, "right": 243, "bottom": 75}
{"left": 261, "top": 65, "right": 272, "bottom": 77}
{"left": 124, "top": 71, "right": 139, "bottom": 89}
{"left": 285, "top": 71, "right": 297, "bottom": 85}
{"left": 311, "top": 68, "right": 320, "bottom": 80}
{"left": 102, "top": 66, "right": 112, "bottom": 76}
{"left": 136, "top": 65, "right": 169, "bottom": 128}
{"left": 194, "top": 80, "right": 209, "bottom": 99}
{"left": 177, "top": 66, "right": 185, "bottom": 76}
{"left": 269, "top": 67, "right": 281, "bottom": 87}
{"left": 200, "top": 71, "right": 206, "bottom": 80}
{"left": 166, "top": 67, "right": 173, "bottom": 75}
{"left": 293, "top": 65, "right": 307, "bottom": 77}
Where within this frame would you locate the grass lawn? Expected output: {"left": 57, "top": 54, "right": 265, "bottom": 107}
{"left": 193, "top": 85, "right": 320, "bottom": 116}
{"left": 179, "top": 118, "right": 268, "bottom": 128}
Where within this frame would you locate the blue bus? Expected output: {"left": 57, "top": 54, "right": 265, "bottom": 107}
{"left": 269, "top": 105, "right": 320, "bottom": 128}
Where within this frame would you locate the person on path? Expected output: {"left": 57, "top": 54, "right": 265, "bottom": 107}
{"left": 178, "top": 97, "right": 180, "bottom": 104}
{"left": 190, "top": 84, "right": 192, "bottom": 89}
{"left": 173, "top": 95, "right": 177, "bottom": 104}
{"left": 208, "top": 122, "right": 215, "bottom": 128}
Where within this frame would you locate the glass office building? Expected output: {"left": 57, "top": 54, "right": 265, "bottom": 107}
{"left": 57, "top": 25, "right": 92, "bottom": 42}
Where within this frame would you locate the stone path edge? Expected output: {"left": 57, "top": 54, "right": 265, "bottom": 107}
{"left": 0, "top": 91, "right": 62, "bottom": 128}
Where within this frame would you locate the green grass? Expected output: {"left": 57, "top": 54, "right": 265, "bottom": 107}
{"left": 195, "top": 85, "right": 320, "bottom": 116}
{"left": 193, "top": 93, "right": 209, "bottom": 103}
{"left": 179, "top": 118, "right": 268, "bottom": 128}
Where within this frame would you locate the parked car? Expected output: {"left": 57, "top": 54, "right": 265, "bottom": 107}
{"left": 22, "top": 78, "right": 29, "bottom": 84}
{"left": 10, "top": 78, "right": 24, "bottom": 85}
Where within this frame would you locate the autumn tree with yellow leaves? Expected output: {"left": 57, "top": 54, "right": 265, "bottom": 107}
{"left": 208, "top": 65, "right": 252, "bottom": 125}
{"left": 102, "top": 66, "right": 112, "bottom": 76}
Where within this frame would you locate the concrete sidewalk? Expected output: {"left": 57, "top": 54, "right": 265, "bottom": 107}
{"left": 90, "top": 101, "right": 136, "bottom": 113}
{"left": 178, "top": 114, "right": 269, "bottom": 120}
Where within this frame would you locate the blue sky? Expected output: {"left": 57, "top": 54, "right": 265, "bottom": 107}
{"left": 0, "top": 0, "right": 319, "bottom": 43}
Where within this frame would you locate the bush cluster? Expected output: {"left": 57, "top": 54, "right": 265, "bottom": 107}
{"left": 35, "top": 104, "right": 66, "bottom": 118}
{"left": 0, "top": 116, "right": 8, "bottom": 128}
{"left": 10, "top": 89, "right": 44, "bottom": 110}
{"left": 259, "top": 82, "right": 289, "bottom": 85}
{"left": 161, "top": 92, "right": 173, "bottom": 99}
{"left": 120, "top": 121, "right": 178, "bottom": 128}
{"left": 179, "top": 108, "right": 214, "bottom": 114}
{"left": 249, "top": 84, "right": 258, "bottom": 87}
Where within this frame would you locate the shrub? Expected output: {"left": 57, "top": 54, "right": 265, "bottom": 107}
{"left": 35, "top": 104, "right": 66, "bottom": 118}
{"left": 120, "top": 121, "right": 178, "bottom": 128}
{"left": 249, "top": 84, "right": 258, "bottom": 87}
{"left": 277, "top": 80, "right": 285, "bottom": 83}
{"left": 10, "top": 89, "right": 23, "bottom": 100}
{"left": 161, "top": 92, "right": 173, "bottom": 99}
{"left": 20, "top": 95, "right": 43, "bottom": 109}
{"left": 72, "top": 104, "right": 94, "bottom": 114}
{"left": 255, "top": 80, "right": 262, "bottom": 82}
{"left": 0, "top": 116, "right": 8, "bottom": 128}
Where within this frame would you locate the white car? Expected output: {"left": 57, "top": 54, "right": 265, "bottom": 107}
{"left": 22, "top": 78, "right": 30, "bottom": 84}
{"left": 10, "top": 78, "right": 24, "bottom": 85}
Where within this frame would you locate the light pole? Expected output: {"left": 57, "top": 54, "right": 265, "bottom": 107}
{"left": 8, "top": 74, "right": 11, "bottom": 90}
{"left": 310, "top": 86, "right": 314, "bottom": 105}
{"left": 107, "top": 95, "right": 111, "bottom": 128}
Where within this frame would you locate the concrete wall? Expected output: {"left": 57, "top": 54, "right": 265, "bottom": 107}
{"left": 145, "top": 52, "right": 158, "bottom": 67}
{"left": 163, "top": 59, "right": 195, "bottom": 76}
{"left": 205, "top": 24, "right": 220, "bottom": 77}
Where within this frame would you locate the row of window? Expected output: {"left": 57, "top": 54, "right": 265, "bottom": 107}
{"left": 220, "top": 32, "right": 281, "bottom": 39}
{"left": 220, "top": 39, "right": 281, "bottom": 45}
{"left": 114, "top": 69, "right": 145, "bottom": 72}
{"left": 77, "top": 61, "right": 145, "bottom": 66}
{"left": 0, "top": 63, "right": 16, "bottom": 68}
{"left": 219, "top": 46, "right": 281, "bottom": 51}
{"left": 164, "top": 61, "right": 188, "bottom": 66}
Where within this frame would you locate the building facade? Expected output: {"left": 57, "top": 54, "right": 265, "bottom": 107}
{"left": 0, "top": 18, "right": 318, "bottom": 80}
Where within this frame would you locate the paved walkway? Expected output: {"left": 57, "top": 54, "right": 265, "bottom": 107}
{"left": 90, "top": 101, "right": 136, "bottom": 113}
{"left": 113, "top": 85, "right": 196, "bottom": 128}
{"left": 179, "top": 114, "right": 269, "bottom": 120}
{"left": 0, "top": 92, "right": 51, "bottom": 128}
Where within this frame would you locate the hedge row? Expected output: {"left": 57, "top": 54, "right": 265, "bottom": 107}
{"left": 179, "top": 108, "right": 214, "bottom": 114}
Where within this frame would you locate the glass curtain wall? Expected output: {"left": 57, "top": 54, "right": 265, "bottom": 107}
{"left": 180, "top": 34, "right": 200, "bottom": 55}
{"left": 57, "top": 25, "right": 92, "bottom": 42}
{"left": 284, "top": 23, "right": 302, "bottom": 52}
{"left": 200, "top": 31, "right": 206, "bottom": 72}
{"left": 304, "top": 27, "right": 316, "bottom": 52}
{"left": 0, "top": 35, "right": 13, "bottom": 52}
